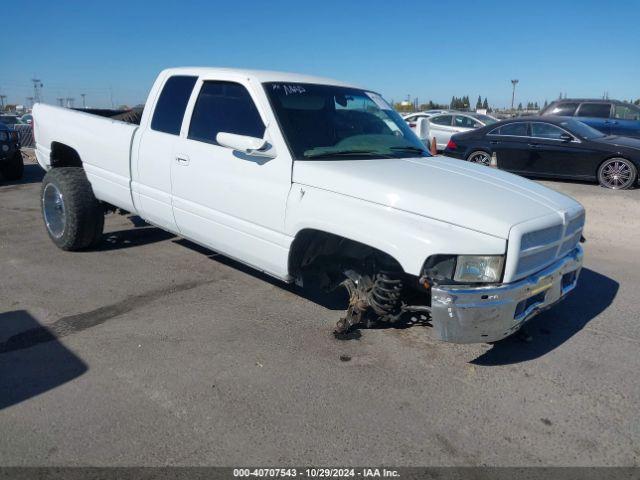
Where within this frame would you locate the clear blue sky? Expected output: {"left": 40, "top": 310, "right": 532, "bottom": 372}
{"left": 2, "top": 0, "right": 639, "bottom": 109}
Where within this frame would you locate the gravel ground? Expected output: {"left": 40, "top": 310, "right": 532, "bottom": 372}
{"left": 0, "top": 155, "right": 638, "bottom": 466}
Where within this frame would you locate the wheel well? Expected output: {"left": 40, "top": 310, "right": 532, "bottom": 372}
{"left": 288, "top": 229, "right": 404, "bottom": 282}
{"left": 467, "top": 149, "right": 489, "bottom": 160}
{"left": 597, "top": 156, "right": 636, "bottom": 173}
{"left": 50, "top": 142, "right": 82, "bottom": 168}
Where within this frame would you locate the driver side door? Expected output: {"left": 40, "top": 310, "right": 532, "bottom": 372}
{"left": 170, "top": 79, "right": 293, "bottom": 277}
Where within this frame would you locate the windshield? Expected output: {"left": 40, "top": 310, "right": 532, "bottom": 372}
{"left": 471, "top": 114, "right": 498, "bottom": 125}
{"left": 264, "top": 83, "right": 430, "bottom": 160}
{"left": 560, "top": 119, "right": 606, "bottom": 139}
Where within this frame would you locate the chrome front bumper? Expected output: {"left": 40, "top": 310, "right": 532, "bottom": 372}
{"left": 430, "top": 246, "right": 583, "bottom": 343}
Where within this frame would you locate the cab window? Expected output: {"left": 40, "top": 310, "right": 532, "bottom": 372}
{"left": 454, "top": 115, "right": 480, "bottom": 128}
{"left": 576, "top": 103, "right": 611, "bottom": 118}
{"left": 531, "top": 123, "right": 566, "bottom": 140}
{"left": 430, "top": 115, "right": 453, "bottom": 126}
{"left": 188, "top": 81, "right": 265, "bottom": 145}
{"left": 498, "top": 123, "right": 529, "bottom": 136}
{"left": 614, "top": 104, "right": 640, "bottom": 121}
{"left": 548, "top": 103, "right": 579, "bottom": 116}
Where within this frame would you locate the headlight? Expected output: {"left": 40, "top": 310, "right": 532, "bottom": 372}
{"left": 0, "top": 131, "right": 7, "bottom": 141}
{"left": 454, "top": 255, "right": 504, "bottom": 283}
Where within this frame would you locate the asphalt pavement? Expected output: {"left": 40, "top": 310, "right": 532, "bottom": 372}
{"left": 0, "top": 157, "right": 638, "bottom": 466}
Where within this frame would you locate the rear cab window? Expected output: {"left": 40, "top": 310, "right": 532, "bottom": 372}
{"left": 151, "top": 76, "right": 198, "bottom": 135}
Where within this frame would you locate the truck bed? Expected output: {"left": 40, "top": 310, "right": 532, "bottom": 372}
{"left": 33, "top": 103, "right": 139, "bottom": 213}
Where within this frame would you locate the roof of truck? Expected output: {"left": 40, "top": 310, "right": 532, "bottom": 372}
{"left": 160, "top": 67, "right": 360, "bottom": 89}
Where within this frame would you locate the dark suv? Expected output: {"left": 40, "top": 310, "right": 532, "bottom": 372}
{"left": 0, "top": 122, "right": 24, "bottom": 180}
{"left": 540, "top": 99, "right": 640, "bottom": 138}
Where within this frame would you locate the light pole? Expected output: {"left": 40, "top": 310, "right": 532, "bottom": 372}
{"left": 511, "top": 79, "right": 519, "bottom": 111}
{"left": 81, "top": 93, "right": 86, "bottom": 108}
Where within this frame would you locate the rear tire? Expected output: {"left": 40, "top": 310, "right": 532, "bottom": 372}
{"left": 597, "top": 157, "right": 637, "bottom": 190}
{"left": 467, "top": 150, "right": 491, "bottom": 166}
{"left": 0, "top": 151, "right": 24, "bottom": 180}
{"left": 41, "top": 167, "right": 104, "bottom": 250}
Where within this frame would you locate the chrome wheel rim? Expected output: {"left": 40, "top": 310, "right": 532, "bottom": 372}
{"left": 43, "top": 183, "right": 66, "bottom": 238}
{"left": 601, "top": 160, "right": 633, "bottom": 189}
{"left": 470, "top": 152, "right": 490, "bottom": 166}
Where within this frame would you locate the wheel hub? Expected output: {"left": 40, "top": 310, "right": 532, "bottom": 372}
{"left": 43, "top": 183, "right": 66, "bottom": 238}
{"left": 602, "top": 160, "right": 632, "bottom": 189}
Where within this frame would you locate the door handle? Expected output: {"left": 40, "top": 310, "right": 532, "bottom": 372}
{"left": 176, "top": 156, "right": 190, "bottom": 166}
{"left": 605, "top": 120, "right": 618, "bottom": 125}
{"left": 490, "top": 140, "right": 500, "bottom": 145}
{"left": 528, "top": 143, "right": 542, "bottom": 149}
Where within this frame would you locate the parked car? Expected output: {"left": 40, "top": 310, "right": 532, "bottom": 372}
{"left": 0, "top": 114, "right": 24, "bottom": 126}
{"left": 444, "top": 116, "right": 639, "bottom": 189}
{"left": 0, "top": 122, "right": 24, "bottom": 180}
{"left": 428, "top": 112, "right": 498, "bottom": 150}
{"left": 33, "top": 67, "right": 584, "bottom": 343}
{"left": 540, "top": 99, "right": 640, "bottom": 139}
{"left": 20, "top": 114, "right": 33, "bottom": 125}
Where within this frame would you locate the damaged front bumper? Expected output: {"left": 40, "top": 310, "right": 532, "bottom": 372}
{"left": 429, "top": 246, "right": 583, "bottom": 343}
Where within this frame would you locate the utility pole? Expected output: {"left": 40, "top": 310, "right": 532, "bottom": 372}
{"left": 31, "top": 78, "right": 43, "bottom": 103}
{"left": 57, "top": 97, "right": 64, "bottom": 107}
{"left": 66, "top": 97, "right": 75, "bottom": 108}
{"left": 81, "top": 93, "right": 86, "bottom": 108}
{"left": 0, "top": 94, "right": 6, "bottom": 110}
{"left": 510, "top": 79, "right": 519, "bottom": 111}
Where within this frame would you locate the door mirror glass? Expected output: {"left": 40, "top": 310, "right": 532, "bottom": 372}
{"left": 216, "top": 132, "right": 274, "bottom": 157}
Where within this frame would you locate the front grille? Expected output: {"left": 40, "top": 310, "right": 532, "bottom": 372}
{"left": 521, "top": 225, "right": 563, "bottom": 250}
{"left": 515, "top": 211, "right": 584, "bottom": 278}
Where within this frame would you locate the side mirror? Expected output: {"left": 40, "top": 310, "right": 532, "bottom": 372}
{"left": 216, "top": 132, "right": 275, "bottom": 157}
{"left": 559, "top": 133, "right": 573, "bottom": 142}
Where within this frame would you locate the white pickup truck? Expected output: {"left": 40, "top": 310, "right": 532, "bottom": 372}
{"left": 33, "top": 67, "right": 585, "bottom": 343}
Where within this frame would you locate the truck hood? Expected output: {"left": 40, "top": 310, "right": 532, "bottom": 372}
{"left": 292, "top": 156, "right": 582, "bottom": 239}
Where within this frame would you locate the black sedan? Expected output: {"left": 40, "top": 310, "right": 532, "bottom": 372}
{"left": 444, "top": 115, "right": 640, "bottom": 189}
{"left": 0, "top": 122, "right": 23, "bottom": 180}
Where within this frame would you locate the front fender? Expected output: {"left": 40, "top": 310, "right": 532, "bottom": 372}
{"left": 285, "top": 185, "right": 506, "bottom": 276}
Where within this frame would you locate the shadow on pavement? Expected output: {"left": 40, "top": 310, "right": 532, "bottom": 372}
{"left": 173, "top": 238, "right": 350, "bottom": 311}
{"left": 94, "top": 225, "right": 175, "bottom": 251}
{"left": 0, "top": 163, "right": 44, "bottom": 187}
{"left": 0, "top": 310, "right": 87, "bottom": 410}
{"left": 472, "top": 268, "right": 618, "bottom": 366}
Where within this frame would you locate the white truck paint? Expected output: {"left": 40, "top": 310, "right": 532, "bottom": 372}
{"left": 33, "top": 67, "right": 585, "bottom": 343}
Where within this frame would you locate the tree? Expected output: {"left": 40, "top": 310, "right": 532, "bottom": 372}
{"left": 534, "top": 102, "right": 539, "bottom": 110}
{"left": 635, "top": 99, "right": 640, "bottom": 105}
{"left": 476, "top": 95, "right": 482, "bottom": 109}
{"left": 482, "top": 97, "right": 488, "bottom": 110}
{"left": 518, "top": 102, "right": 523, "bottom": 111}
{"left": 544, "top": 99, "right": 548, "bottom": 108}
